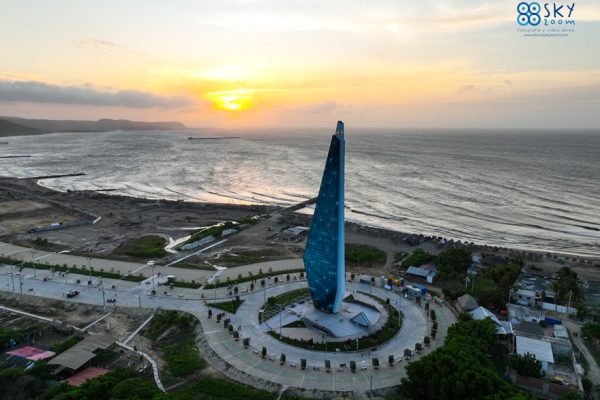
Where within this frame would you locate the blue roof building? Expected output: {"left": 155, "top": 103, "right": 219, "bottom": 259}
{"left": 303, "top": 121, "right": 346, "bottom": 314}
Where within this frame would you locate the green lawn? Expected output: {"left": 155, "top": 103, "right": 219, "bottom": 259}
{"left": 216, "top": 248, "right": 280, "bottom": 267}
{"left": 114, "top": 235, "right": 167, "bottom": 258}
{"left": 203, "top": 268, "right": 304, "bottom": 289}
{"left": 143, "top": 311, "right": 205, "bottom": 384}
{"left": 345, "top": 243, "right": 387, "bottom": 267}
{"left": 209, "top": 299, "right": 245, "bottom": 313}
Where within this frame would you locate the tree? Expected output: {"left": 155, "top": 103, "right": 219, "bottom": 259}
{"left": 400, "top": 248, "right": 435, "bottom": 269}
{"left": 436, "top": 248, "right": 472, "bottom": 280}
{"left": 510, "top": 353, "right": 543, "bottom": 378}
{"left": 399, "top": 319, "right": 517, "bottom": 400}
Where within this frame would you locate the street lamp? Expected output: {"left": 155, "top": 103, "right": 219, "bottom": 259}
{"left": 10, "top": 264, "right": 15, "bottom": 292}
{"left": 101, "top": 283, "right": 106, "bottom": 311}
{"left": 31, "top": 249, "right": 36, "bottom": 278}
{"left": 147, "top": 261, "right": 156, "bottom": 294}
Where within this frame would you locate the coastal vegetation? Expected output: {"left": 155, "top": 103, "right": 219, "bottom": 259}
{"left": 435, "top": 248, "right": 472, "bottom": 280}
{"left": 400, "top": 248, "right": 435, "bottom": 269}
{"left": 399, "top": 319, "right": 521, "bottom": 399}
{"left": 114, "top": 235, "right": 167, "bottom": 258}
{"left": 345, "top": 243, "right": 386, "bottom": 267}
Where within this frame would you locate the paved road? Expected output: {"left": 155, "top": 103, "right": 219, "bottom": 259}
{"left": 0, "top": 241, "right": 304, "bottom": 285}
{"left": 0, "top": 260, "right": 455, "bottom": 393}
{"left": 564, "top": 320, "right": 600, "bottom": 399}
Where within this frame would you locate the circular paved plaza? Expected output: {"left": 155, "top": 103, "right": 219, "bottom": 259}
{"left": 200, "top": 280, "right": 455, "bottom": 392}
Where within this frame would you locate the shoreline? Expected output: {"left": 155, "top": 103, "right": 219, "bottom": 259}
{"left": 36, "top": 178, "right": 600, "bottom": 262}
{"left": 2, "top": 175, "right": 597, "bottom": 264}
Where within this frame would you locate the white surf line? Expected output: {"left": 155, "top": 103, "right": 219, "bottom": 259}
{"left": 117, "top": 341, "right": 165, "bottom": 392}
{"left": 123, "top": 312, "right": 155, "bottom": 345}
{"left": 82, "top": 312, "right": 113, "bottom": 332}
{"left": 165, "top": 239, "right": 228, "bottom": 267}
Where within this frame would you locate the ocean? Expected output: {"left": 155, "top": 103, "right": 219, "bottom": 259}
{"left": 1, "top": 129, "right": 599, "bottom": 257}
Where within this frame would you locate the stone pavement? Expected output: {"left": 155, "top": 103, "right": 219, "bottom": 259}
{"left": 0, "top": 249, "right": 456, "bottom": 394}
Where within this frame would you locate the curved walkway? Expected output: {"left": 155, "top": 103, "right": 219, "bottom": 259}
{"left": 0, "top": 263, "right": 455, "bottom": 393}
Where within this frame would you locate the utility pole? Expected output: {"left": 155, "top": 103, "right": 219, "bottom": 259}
{"left": 10, "top": 264, "right": 15, "bottom": 292}
{"left": 19, "top": 275, "right": 23, "bottom": 298}
{"left": 138, "top": 295, "right": 141, "bottom": 309}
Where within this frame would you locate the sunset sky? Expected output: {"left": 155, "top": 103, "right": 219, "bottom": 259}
{"left": 1, "top": 0, "right": 600, "bottom": 128}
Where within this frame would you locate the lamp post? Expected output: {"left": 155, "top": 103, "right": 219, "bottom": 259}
{"left": 19, "top": 275, "right": 23, "bottom": 298}
{"left": 31, "top": 249, "right": 36, "bottom": 278}
{"left": 148, "top": 261, "right": 156, "bottom": 294}
{"left": 101, "top": 283, "right": 106, "bottom": 312}
{"left": 10, "top": 264, "right": 15, "bottom": 292}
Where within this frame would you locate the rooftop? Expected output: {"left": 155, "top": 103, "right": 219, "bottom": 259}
{"left": 516, "top": 335, "right": 554, "bottom": 364}
{"left": 470, "top": 306, "right": 513, "bottom": 335}
{"left": 515, "top": 273, "right": 555, "bottom": 296}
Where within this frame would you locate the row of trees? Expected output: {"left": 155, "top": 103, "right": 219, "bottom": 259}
{"left": 399, "top": 319, "right": 522, "bottom": 399}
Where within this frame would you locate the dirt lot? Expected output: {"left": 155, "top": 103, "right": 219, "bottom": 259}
{"left": 0, "top": 177, "right": 273, "bottom": 259}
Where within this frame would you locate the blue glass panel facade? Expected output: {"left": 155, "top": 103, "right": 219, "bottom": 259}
{"left": 303, "top": 121, "right": 345, "bottom": 314}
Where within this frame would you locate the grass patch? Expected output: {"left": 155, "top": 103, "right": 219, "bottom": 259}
{"left": 204, "top": 268, "right": 304, "bottom": 289}
{"left": 143, "top": 311, "right": 205, "bottom": 383}
{"left": 182, "top": 217, "right": 259, "bottom": 247}
{"left": 283, "top": 320, "right": 306, "bottom": 328}
{"left": 32, "top": 237, "right": 53, "bottom": 248}
{"left": 209, "top": 299, "right": 245, "bottom": 313}
{"left": 52, "top": 336, "right": 79, "bottom": 354}
{"left": 345, "top": 243, "right": 387, "bottom": 267}
{"left": 394, "top": 251, "right": 409, "bottom": 263}
{"left": 176, "top": 262, "right": 215, "bottom": 271}
{"left": 400, "top": 248, "right": 435, "bottom": 269}
{"left": 268, "top": 291, "right": 402, "bottom": 351}
{"left": 0, "top": 255, "right": 145, "bottom": 282}
{"left": 171, "top": 280, "right": 202, "bottom": 289}
{"left": 261, "top": 288, "right": 311, "bottom": 322}
{"left": 216, "top": 248, "right": 280, "bottom": 267}
{"left": 114, "top": 235, "right": 167, "bottom": 258}
{"left": 172, "top": 376, "right": 285, "bottom": 400}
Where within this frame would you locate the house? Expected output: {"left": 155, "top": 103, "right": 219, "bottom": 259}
{"left": 512, "top": 272, "right": 555, "bottom": 307}
{"left": 457, "top": 294, "right": 478, "bottom": 312}
{"left": 508, "top": 304, "right": 544, "bottom": 325}
{"left": 515, "top": 336, "right": 554, "bottom": 371}
{"left": 279, "top": 226, "right": 309, "bottom": 242}
{"left": 406, "top": 264, "right": 437, "bottom": 284}
{"left": 470, "top": 306, "right": 513, "bottom": 337}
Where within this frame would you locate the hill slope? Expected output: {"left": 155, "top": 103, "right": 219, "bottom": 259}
{"left": 1, "top": 116, "right": 186, "bottom": 134}
{"left": 0, "top": 118, "right": 43, "bottom": 137}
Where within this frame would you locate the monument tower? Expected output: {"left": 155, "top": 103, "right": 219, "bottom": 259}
{"left": 303, "top": 121, "right": 346, "bottom": 313}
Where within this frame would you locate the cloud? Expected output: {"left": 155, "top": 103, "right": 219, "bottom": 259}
{"left": 459, "top": 84, "right": 476, "bottom": 93}
{"left": 283, "top": 100, "right": 338, "bottom": 114}
{"left": 0, "top": 80, "right": 193, "bottom": 109}
{"left": 76, "top": 38, "right": 117, "bottom": 49}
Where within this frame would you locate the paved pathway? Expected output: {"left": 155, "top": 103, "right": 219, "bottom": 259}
{"left": 565, "top": 320, "right": 600, "bottom": 399}
{"left": 0, "top": 255, "right": 455, "bottom": 394}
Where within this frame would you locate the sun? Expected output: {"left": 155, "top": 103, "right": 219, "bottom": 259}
{"left": 206, "top": 91, "right": 253, "bottom": 112}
